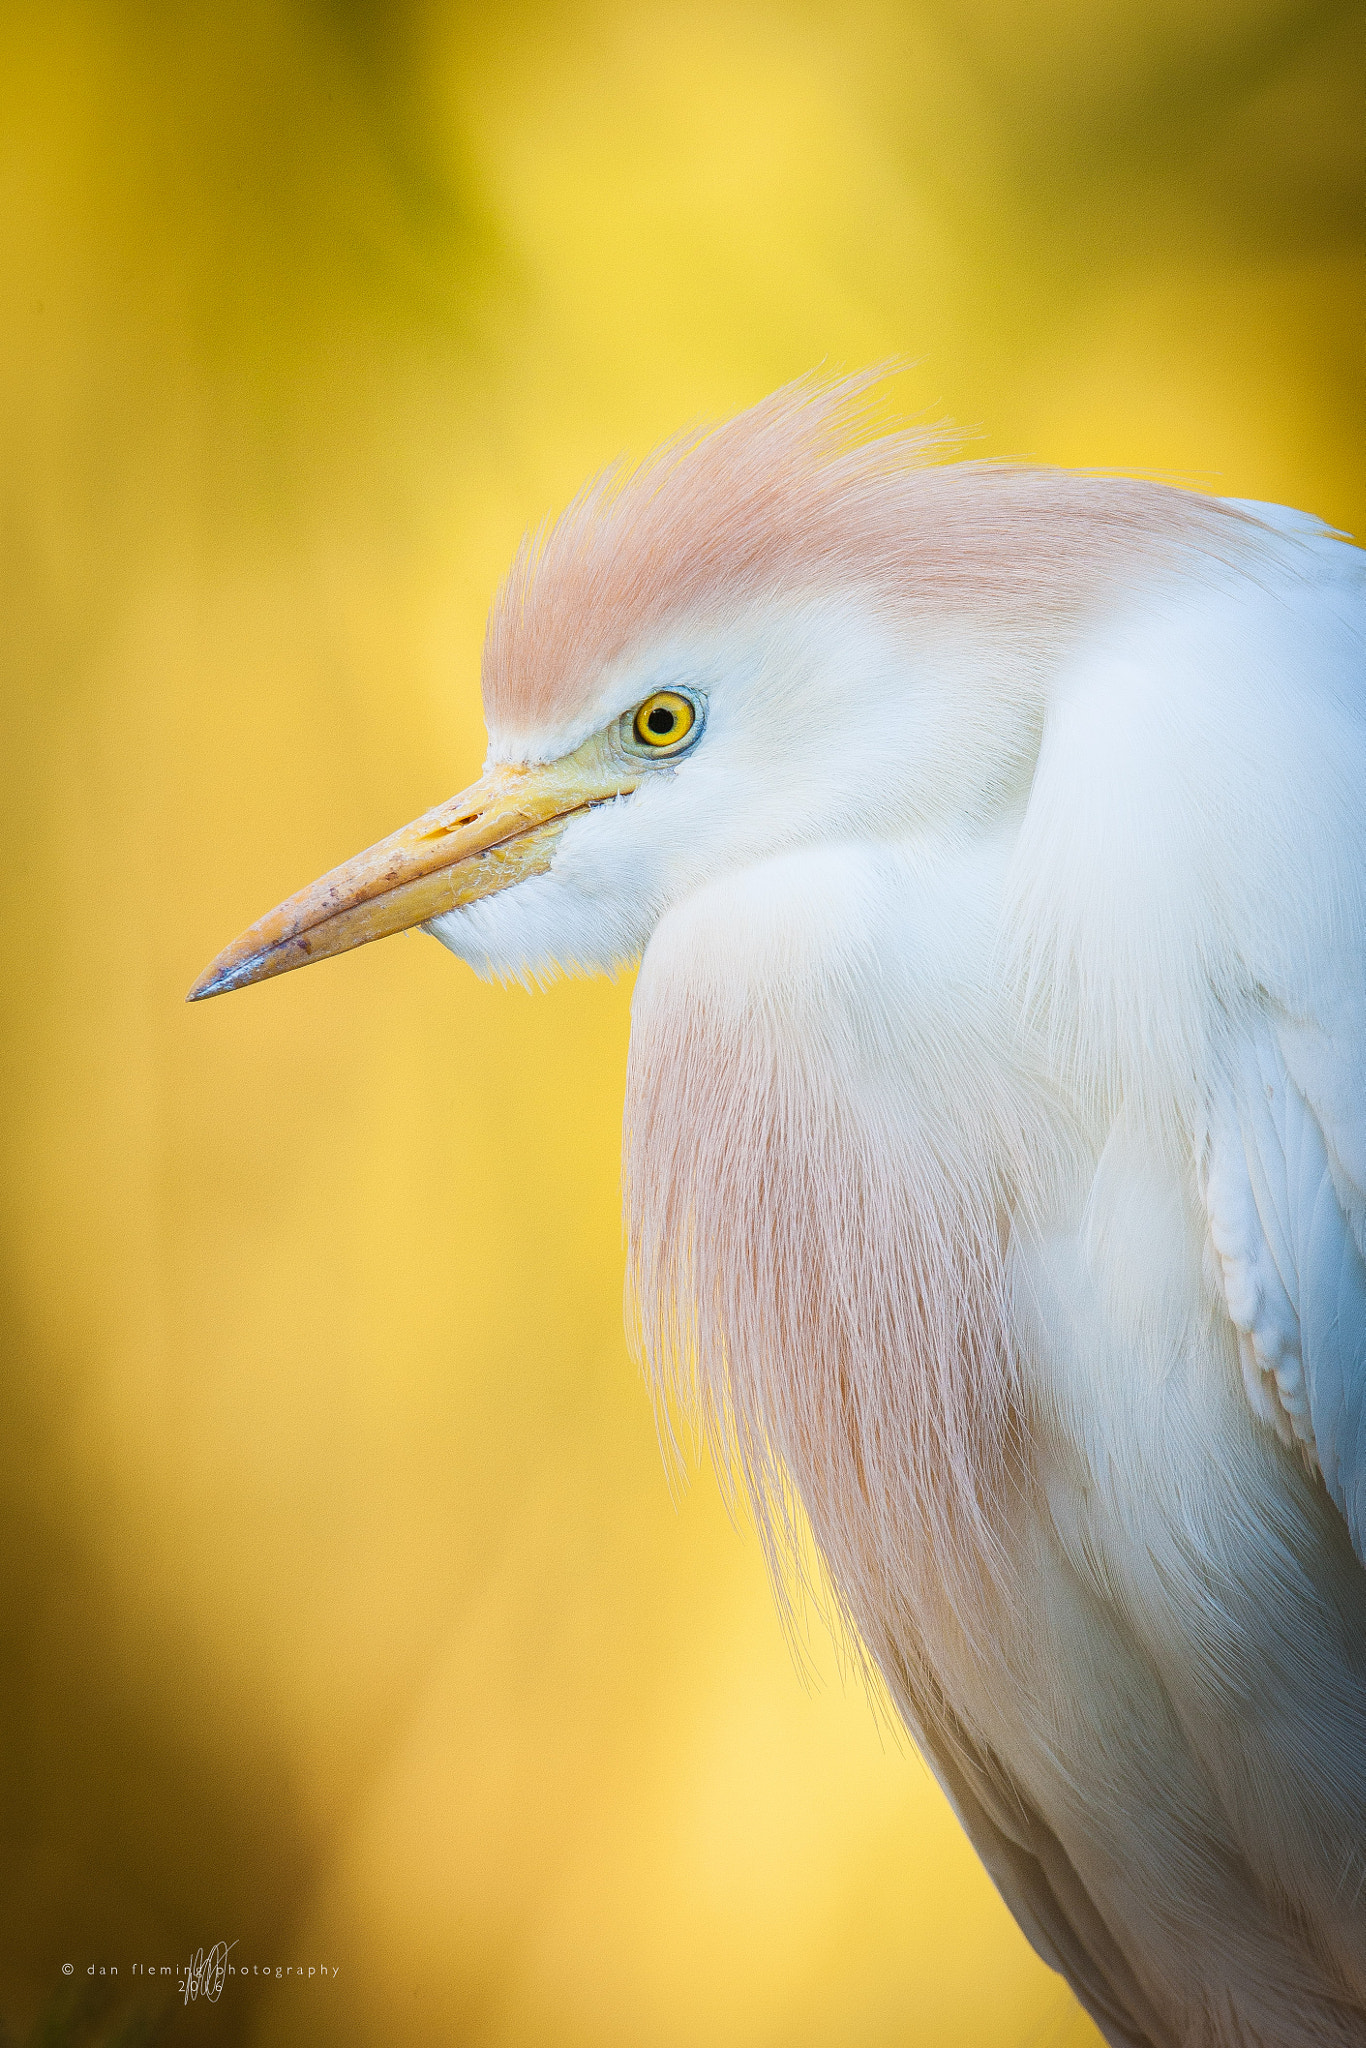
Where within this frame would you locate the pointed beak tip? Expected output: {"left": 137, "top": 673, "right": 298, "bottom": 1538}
{"left": 186, "top": 955, "right": 257, "bottom": 1003}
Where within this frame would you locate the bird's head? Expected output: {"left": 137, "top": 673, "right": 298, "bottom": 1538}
{"left": 189, "top": 372, "right": 1224, "bottom": 1002}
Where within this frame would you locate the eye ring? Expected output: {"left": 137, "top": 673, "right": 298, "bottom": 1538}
{"left": 627, "top": 689, "right": 702, "bottom": 755}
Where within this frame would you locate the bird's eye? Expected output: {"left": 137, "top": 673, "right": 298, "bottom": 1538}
{"left": 630, "top": 690, "right": 698, "bottom": 752}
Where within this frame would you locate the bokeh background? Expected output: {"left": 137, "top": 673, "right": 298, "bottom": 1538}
{"left": 0, "top": 2, "right": 1361, "bottom": 2043}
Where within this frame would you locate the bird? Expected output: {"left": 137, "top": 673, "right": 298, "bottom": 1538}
{"left": 191, "top": 372, "right": 1366, "bottom": 2047}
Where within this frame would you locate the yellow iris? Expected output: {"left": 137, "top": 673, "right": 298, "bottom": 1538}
{"left": 632, "top": 691, "right": 696, "bottom": 749}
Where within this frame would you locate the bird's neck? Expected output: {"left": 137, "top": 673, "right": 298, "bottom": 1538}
{"left": 625, "top": 831, "right": 1056, "bottom": 1678}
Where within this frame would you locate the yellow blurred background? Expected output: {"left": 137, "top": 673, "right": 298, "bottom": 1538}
{"left": 0, "top": 3, "right": 1360, "bottom": 2043}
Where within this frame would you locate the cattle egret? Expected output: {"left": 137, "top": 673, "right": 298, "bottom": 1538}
{"left": 192, "top": 374, "right": 1366, "bottom": 2045}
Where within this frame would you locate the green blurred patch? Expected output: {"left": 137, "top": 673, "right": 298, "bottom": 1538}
{"left": 1, "top": 1981, "right": 169, "bottom": 2048}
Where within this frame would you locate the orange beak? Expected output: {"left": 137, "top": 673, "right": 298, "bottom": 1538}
{"left": 188, "top": 730, "right": 641, "bottom": 1001}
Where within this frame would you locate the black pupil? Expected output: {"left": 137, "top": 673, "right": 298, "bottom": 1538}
{"left": 646, "top": 705, "right": 677, "bottom": 738}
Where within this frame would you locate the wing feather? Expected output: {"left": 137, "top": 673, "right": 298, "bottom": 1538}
{"left": 1204, "top": 1014, "right": 1366, "bottom": 1555}
{"left": 893, "top": 1681, "right": 1171, "bottom": 2048}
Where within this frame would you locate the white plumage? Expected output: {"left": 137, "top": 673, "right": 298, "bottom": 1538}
{"left": 195, "top": 376, "right": 1366, "bottom": 2044}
